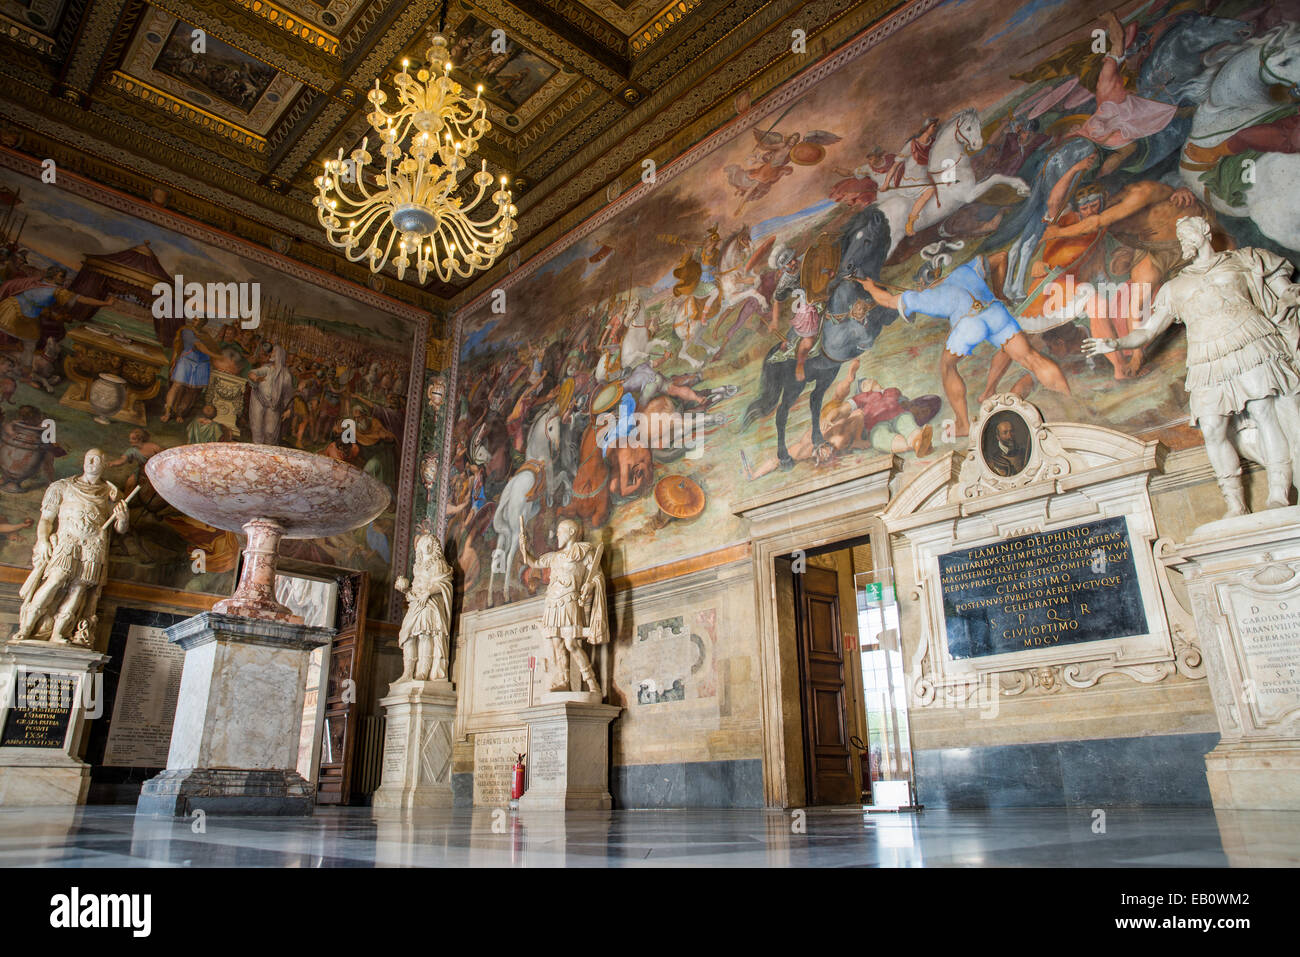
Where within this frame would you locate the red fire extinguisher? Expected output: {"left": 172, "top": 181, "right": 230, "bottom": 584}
{"left": 511, "top": 752, "right": 527, "bottom": 800}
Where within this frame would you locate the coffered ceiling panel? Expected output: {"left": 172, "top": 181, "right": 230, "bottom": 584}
{"left": 0, "top": 0, "right": 899, "bottom": 308}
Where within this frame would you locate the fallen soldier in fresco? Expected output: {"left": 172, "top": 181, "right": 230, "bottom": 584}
{"left": 742, "top": 359, "right": 939, "bottom": 478}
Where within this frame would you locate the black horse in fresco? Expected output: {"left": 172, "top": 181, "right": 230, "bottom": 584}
{"left": 742, "top": 206, "right": 899, "bottom": 468}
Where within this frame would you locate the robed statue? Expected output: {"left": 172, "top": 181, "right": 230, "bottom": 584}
{"left": 11, "top": 448, "right": 130, "bottom": 645}
{"left": 518, "top": 517, "right": 609, "bottom": 697}
{"left": 1085, "top": 215, "right": 1300, "bottom": 518}
{"left": 393, "top": 532, "right": 455, "bottom": 683}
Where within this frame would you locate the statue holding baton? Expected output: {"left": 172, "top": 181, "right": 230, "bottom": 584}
{"left": 518, "top": 516, "right": 609, "bottom": 697}
{"left": 11, "top": 448, "right": 133, "bottom": 646}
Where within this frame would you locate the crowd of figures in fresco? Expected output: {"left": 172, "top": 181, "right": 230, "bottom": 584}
{"left": 447, "top": 0, "right": 1300, "bottom": 609}
{"left": 0, "top": 171, "right": 411, "bottom": 604}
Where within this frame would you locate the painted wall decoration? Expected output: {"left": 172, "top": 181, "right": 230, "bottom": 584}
{"left": 0, "top": 156, "right": 426, "bottom": 618}
{"left": 448, "top": 0, "right": 1300, "bottom": 612}
{"left": 619, "top": 610, "right": 718, "bottom": 706}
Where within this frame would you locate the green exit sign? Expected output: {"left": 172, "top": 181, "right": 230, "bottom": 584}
{"left": 861, "top": 582, "right": 894, "bottom": 604}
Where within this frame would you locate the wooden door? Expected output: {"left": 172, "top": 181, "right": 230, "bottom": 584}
{"left": 315, "top": 571, "right": 371, "bottom": 805}
{"left": 794, "top": 564, "right": 857, "bottom": 805}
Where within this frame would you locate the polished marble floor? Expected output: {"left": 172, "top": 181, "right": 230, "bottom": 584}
{"left": 0, "top": 805, "right": 1297, "bottom": 866}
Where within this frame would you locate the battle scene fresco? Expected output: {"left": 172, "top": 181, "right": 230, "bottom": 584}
{"left": 449, "top": 0, "right": 1300, "bottom": 611}
{"left": 0, "top": 163, "right": 419, "bottom": 618}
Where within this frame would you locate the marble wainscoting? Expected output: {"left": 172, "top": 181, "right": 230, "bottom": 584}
{"left": 450, "top": 759, "right": 764, "bottom": 809}
{"left": 913, "top": 732, "right": 1220, "bottom": 809}
{"left": 612, "top": 757, "right": 764, "bottom": 808}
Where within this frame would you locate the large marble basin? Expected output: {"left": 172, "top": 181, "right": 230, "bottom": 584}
{"left": 146, "top": 443, "right": 390, "bottom": 622}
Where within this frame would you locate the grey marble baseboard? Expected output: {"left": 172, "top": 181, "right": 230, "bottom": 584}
{"left": 451, "top": 772, "right": 474, "bottom": 807}
{"left": 451, "top": 760, "right": 763, "bottom": 808}
{"left": 612, "top": 758, "right": 764, "bottom": 808}
{"left": 914, "top": 732, "right": 1221, "bottom": 809}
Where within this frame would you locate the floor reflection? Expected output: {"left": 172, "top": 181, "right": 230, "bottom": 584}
{"left": 0, "top": 805, "right": 1289, "bottom": 867}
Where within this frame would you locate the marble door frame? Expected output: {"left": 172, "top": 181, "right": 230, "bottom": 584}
{"left": 734, "top": 455, "right": 900, "bottom": 807}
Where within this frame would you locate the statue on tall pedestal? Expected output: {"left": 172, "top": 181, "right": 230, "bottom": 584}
{"left": 1085, "top": 215, "right": 1300, "bottom": 518}
{"left": 393, "top": 532, "right": 454, "bottom": 683}
{"left": 518, "top": 517, "right": 609, "bottom": 697}
{"left": 11, "top": 448, "right": 129, "bottom": 646}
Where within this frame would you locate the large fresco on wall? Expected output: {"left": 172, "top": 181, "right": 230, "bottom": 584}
{"left": 0, "top": 162, "right": 419, "bottom": 617}
{"left": 450, "top": 0, "right": 1300, "bottom": 611}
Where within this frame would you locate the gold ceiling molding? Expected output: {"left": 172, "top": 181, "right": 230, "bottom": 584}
{"left": 57, "top": 0, "right": 129, "bottom": 96}
{"left": 515, "top": 80, "right": 599, "bottom": 156}
{"left": 153, "top": 0, "right": 336, "bottom": 89}
{"left": 630, "top": 0, "right": 705, "bottom": 56}
{"left": 271, "top": 98, "right": 350, "bottom": 181}
{"left": 510, "top": 0, "right": 813, "bottom": 227}
{"left": 344, "top": 1, "right": 442, "bottom": 88}
{"left": 227, "top": 0, "right": 342, "bottom": 56}
{"left": 0, "top": 13, "right": 56, "bottom": 55}
{"left": 516, "top": 0, "right": 626, "bottom": 53}
{"left": 106, "top": 71, "right": 268, "bottom": 151}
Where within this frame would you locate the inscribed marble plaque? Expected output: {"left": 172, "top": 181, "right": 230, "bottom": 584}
{"left": 382, "top": 715, "right": 408, "bottom": 777}
{"left": 469, "top": 619, "right": 547, "bottom": 716}
{"left": 103, "top": 624, "right": 186, "bottom": 767}
{"left": 1224, "top": 587, "right": 1300, "bottom": 726}
{"left": 0, "top": 672, "right": 77, "bottom": 748}
{"left": 938, "top": 517, "right": 1148, "bottom": 659}
{"left": 527, "top": 723, "right": 566, "bottom": 788}
{"left": 473, "top": 728, "right": 527, "bottom": 805}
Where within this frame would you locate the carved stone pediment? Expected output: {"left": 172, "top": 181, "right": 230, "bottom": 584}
{"left": 880, "top": 395, "right": 1202, "bottom": 708}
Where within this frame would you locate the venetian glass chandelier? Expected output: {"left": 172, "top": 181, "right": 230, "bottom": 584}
{"left": 314, "top": 22, "right": 516, "bottom": 284}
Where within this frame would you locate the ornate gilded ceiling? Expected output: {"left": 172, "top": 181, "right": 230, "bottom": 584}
{"left": 0, "top": 0, "right": 902, "bottom": 314}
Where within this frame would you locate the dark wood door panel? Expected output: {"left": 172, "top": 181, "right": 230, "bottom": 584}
{"left": 795, "top": 564, "right": 857, "bottom": 805}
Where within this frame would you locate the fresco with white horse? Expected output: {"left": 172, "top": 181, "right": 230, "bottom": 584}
{"left": 448, "top": 0, "right": 1300, "bottom": 611}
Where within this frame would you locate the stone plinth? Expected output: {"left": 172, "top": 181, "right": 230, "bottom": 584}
{"left": 136, "top": 612, "right": 333, "bottom": 817}
{"left": 1175, "top": 506, "right": 1300, "bottom": 810}
{"left": 0, "top": 642, "right": 109, "bottom": 806}
{"left": 371, "top": 679, "right": 457, "bottom": 809}
{"left": 517, "top": 700, "right": 620, "bottom": 810}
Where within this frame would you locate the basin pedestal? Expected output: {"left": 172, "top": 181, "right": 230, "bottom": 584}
{"left": 136, "top": 612, "right": 334, "bottom": 817}
{"left": 137, "top": 443, "right": 389, "bottom": 817}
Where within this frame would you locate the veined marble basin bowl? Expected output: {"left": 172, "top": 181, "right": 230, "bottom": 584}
{"left": 146, "top": 443, "right": 390, "bottom": 622}
{"left": 146, "top": 443, "right": 389, "bottom": 537}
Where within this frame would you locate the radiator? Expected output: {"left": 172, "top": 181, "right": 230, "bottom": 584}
{"left": 355, "top": 715, "right": 386, "bottom": 796}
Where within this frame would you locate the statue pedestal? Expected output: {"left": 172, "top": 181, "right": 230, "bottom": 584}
{"left": 0, "top": 641, "right": 108, "bottom": 806}
{"left": 136, "top": 612, "right": 333, "bottom": 817}
{"left": 1175, "top": 506, "right": 1300, "bottom": 810}
{"left": 517, "top": 698, "right": 620, "bottom": 810}
{"left": 371, "top": 679, "right": 457, "bottom": 809}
